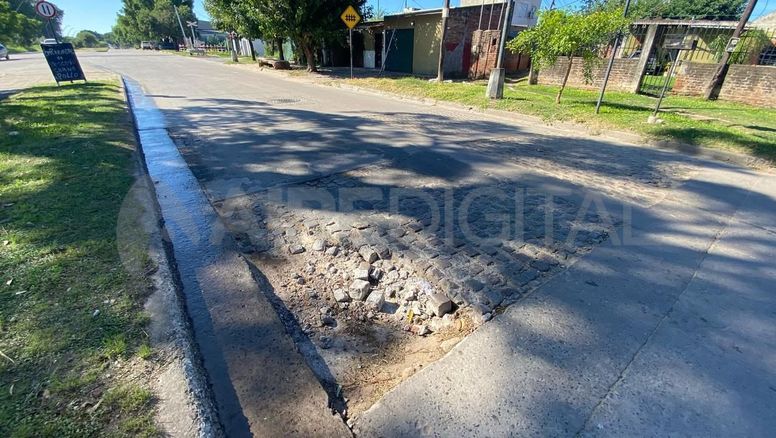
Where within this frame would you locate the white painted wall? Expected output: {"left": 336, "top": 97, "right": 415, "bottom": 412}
{"left": 459, "top": 0, "right": 540, "bottom": 28}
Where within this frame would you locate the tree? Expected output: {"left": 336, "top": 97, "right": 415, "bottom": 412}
{"left": 113, "top": 0, "right": 195, "bottom": 46}
{"left": 626, "top": 0, "right": 746, "bottom": 20}
{"left": 204, "top": 0, "right": 367, "bottom": 71}
{"left": 72, "top": 30, "right": 101, "bottom": 48}
{"left": 0, "top": 1, "right": 46, "bottom": 46}
{"left": 508, "top": 8, "right": 630, "bottom": 104}
{"left": 205, "top": 0, "right": 265, "bottom": 59}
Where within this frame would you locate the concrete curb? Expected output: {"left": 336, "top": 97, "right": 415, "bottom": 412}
{"left": 122, "top": 76, "right": 352, "bottom": 437}
{"left": 120, "top": 78, "right": 225, "bottom": 437}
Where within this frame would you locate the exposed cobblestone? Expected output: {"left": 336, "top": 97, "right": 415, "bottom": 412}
{"left": 212, "top": 136, "right": 697, "bottom": 416}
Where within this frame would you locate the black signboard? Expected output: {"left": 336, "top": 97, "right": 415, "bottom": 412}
{"left": 41, "top": 43, "right": 86, "bottom": 83}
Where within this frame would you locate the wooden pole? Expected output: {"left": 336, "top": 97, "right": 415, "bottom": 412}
{"left": 437, "top": 0, "right": 451, "bottom": 81}
{"left": 704, "top": 0, "right": 758, "bottom": 99}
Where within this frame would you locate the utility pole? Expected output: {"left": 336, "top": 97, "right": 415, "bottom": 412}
{"left": 436, "top": 0, "right": 451, "bottom": 82}
{"left": 174, "top": 5, "right": 189, "bottom": 49}
{"left": 704, "top": 0, "right": 758, "bottom": 99}
{"left": 594, "top": 0, "right": 631, "bottom": 114}
{"left": 486, "top": 0, "right": 514, "bottom": 98}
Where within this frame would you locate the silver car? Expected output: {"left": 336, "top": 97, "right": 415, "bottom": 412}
{"left": 0, "top": 43, "right": 9, "bottom": 60}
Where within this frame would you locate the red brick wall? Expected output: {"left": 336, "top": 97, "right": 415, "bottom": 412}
{"left": 674, "top": 62, "right": 776, "bottom": 108}
{"left": 672, "top": 62, "right": 718, "bottom": 95}
{"left": 442, "top": 4, "right": 527, "bottom": 78}
{"left": 537, "top": 57, "right": 640, "bottom": 92}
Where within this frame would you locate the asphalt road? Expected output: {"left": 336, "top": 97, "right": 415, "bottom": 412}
{"left": 4, "top": 51, "right": 776, "bottom": 437}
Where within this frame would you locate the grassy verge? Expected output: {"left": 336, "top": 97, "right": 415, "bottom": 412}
{"left": 76, "top": 47, "right": 110, "bottom": 53}
{"left": 347, "top": 77, "right": 776, "bottom": 163}
{"left": 5, "top": 45, "right": 40, "bottom": 54}
{"left": 0, "top": 82, "right": 159, "bottom": 436}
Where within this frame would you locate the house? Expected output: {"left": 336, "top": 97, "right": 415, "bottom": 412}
{"left": 196, "top": 20, "right": 227, "bottom": 44}
{"left": 624, "top": 19, "right": 776, "bottom": 66}
{"left": 353, "top": 0, "right": 539, "bottom": 78}
{"left": 752, "top": 10, "right": 776, "bottom": 29}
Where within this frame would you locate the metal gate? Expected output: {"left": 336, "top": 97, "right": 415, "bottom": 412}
{"left": 384, "top": 29, "right": 414, "bottom": 74}
{"left": 638, "top": 26, "right": 679, "bottom": 96}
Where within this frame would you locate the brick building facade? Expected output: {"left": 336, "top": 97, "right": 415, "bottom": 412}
{"left": 375, "top": 1, "right": 537, "bottom": 78}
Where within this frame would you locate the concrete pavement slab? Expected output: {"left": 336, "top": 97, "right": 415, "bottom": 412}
{"left": 581, "top": 188, "right": 776, "bottom": 437}
{"left": 355, "top": 166, "right": 776, "bottom": 437}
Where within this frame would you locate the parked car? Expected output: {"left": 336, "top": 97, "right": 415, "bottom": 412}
{"left": 159, "top": 41, "right": 176, "bottom": 50}
{"left": 0, "top": 43, "right": 9, "bottom": 60}
{"left": 140, "top": 41, "right": 158, "bottom": 50}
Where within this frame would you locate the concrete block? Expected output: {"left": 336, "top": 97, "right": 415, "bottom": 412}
{"left": 427, "top": 293, "right": 453, "bottom": 317}
{"left": 349, "top": 280, "right": 371, "bottom": 300}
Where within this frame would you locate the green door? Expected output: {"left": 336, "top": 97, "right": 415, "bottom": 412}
{"left": 385, "top": 29, "right": 414, "bottom": 73}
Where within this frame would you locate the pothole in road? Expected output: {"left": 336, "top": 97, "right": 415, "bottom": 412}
{"left": 213, "top": 166, "right": 616, "bottom": 420}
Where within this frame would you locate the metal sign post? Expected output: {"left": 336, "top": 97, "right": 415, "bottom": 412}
{"left": 350, "top": 28, "right": 353, "bottom": 78}
{"left": 340, "top": 5, "right": 362, "bottom": 79}
{"left": 35, "top": 0, "right": 59, "bottom": 43}
{"left": 651, "top": 32, "right": 696, "bottom": 120}
{"left": 36, "top": 0, "right": 85, "bottom": 85}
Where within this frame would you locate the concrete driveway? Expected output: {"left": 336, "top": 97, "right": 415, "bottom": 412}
{"left": 5, "top": 50, "right": 774, "bottom": 437}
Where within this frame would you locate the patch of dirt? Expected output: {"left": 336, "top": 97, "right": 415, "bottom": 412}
{"left": 249, "top": 244, "right": 476, "bottom": 418}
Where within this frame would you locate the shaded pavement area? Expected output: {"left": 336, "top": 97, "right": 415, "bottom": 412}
{"left": 8, "top": 50, "right": 771, "bottom": 435}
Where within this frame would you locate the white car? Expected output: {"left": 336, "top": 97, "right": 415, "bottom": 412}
{"left": 0, "top": 43, "right": 9, "bottom": 60}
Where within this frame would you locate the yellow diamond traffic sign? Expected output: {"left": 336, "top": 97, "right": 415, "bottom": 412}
{"left": 340, "top": 5, "right": 361, "bottom": 29}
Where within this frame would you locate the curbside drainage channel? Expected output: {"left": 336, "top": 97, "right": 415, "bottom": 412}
{"left": 123, "top": 77, "right": 352, "bottom": 437}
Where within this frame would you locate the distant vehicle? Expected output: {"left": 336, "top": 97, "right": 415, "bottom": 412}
{"left": 42, "top": 38, "right": 57, "bottom": 45}
{"left": 140, "top": 41, "right": 158, "bottom": 50}
{"left": 159, "top": 41, "right": 176, "bottom": 50}
{"left": 0, "top": 43, "right": 9, "bottom": 60}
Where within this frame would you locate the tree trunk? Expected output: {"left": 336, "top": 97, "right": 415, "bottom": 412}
{"left": 556, "top": 56, "right": 573, "bottom": 104}
{"left": 302, "top": 41, "right": 317, "bottom": 72}
{"left": 248, "top": 37, "right": 256, "bottom": 61}
{"left": 276, "top": 38, "right": 285, "bottom": 61}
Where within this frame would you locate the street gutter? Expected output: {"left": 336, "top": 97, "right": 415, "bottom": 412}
{"left": 122, "top": 76, "right": 352, "bottom": 437}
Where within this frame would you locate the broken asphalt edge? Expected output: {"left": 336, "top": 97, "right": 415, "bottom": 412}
{"left": 121, "top": 76, "right": 352, "bottom": 437}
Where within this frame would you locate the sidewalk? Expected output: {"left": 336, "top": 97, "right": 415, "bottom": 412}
{"left": 355, "top": 165, "right": 776, "bottom": 436}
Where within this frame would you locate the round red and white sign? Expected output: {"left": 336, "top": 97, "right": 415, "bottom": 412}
{"left": 35, "top": 1, "right": 57, "bottom": 19}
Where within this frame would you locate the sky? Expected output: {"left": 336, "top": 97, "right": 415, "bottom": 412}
{"left": 43, "top": 0, "right": 776, "bottom": 36}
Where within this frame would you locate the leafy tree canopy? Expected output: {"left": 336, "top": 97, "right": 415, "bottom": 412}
{"left": 508, "top": 7, "right": 630, "bottom": 103}
{"left": 586, "top": 0, "right": 747, "bottom": 21}
{"left": 0, "top": 0, "right": 61, "bottom": 46}
{"left": 203, "top": 0, "right": 368, "bottom": 71}
{"left": 113, "top": 0, "right": 196, "bottom": 46}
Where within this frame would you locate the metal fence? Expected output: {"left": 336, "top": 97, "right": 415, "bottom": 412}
{"left": 617, "top": 21, "right": 776, "bottom": 95}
